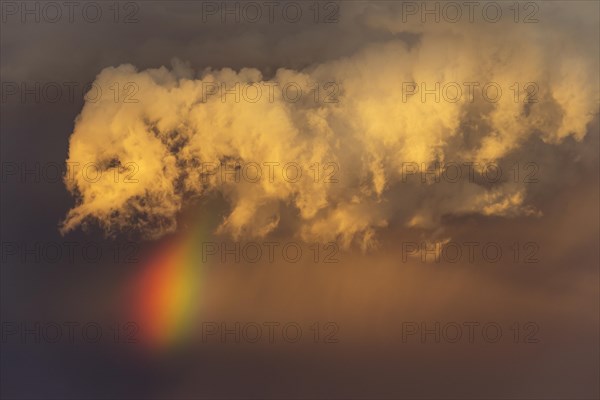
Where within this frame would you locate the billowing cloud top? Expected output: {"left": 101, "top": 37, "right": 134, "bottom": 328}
{"left": 60, "top": 1, "right": 599, "bottom": 249}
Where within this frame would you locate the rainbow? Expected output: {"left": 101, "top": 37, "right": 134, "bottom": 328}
{"left": 130, "top": 216, "right": 213, "bottom": 350}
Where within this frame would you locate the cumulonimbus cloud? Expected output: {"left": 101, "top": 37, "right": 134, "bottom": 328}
{"left": 60, "top": 2, "right": 599, "bottom": 250}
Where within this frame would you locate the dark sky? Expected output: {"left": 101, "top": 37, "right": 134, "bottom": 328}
{"left": 1, "top": 1, "right": 599, "bottom": 399}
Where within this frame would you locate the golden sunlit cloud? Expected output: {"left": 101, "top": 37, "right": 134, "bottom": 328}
{"left": 61, "top": 2, "right": 599, "bottom": 249}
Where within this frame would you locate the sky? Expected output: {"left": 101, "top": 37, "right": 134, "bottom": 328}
{"left": 1, "top": 1, "right": 599, "bottom": 399}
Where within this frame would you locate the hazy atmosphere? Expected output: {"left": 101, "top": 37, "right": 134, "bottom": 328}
{"left": 1, "top": 1, "right": 599, "bottom": 399}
